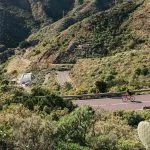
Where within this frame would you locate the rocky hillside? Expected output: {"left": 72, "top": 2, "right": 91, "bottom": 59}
{"left": 21, "top": 0, "right": 148, "bottom": 65}
{"left": 0, "top": 0, "right": 116, "bottom": 63}
{"left": 0, "top": 0, "right": 115, "bottom": 48}
{"left": 1, "top": 0, "right": 150, "bottom": 94}
{"left": 70, "top": 48, "right": 150, "bottom": 94}
{"left": 0, "top": 0, "right": 35, "bottom": 48}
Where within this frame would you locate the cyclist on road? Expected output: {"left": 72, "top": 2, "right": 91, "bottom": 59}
{"left": 122, "top": 89, "right": 135, "bottom": 102}
{"left": 126, "top": 89, "right": 132, "bottom": 96}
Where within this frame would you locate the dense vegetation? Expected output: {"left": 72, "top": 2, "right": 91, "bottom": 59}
{"left": 2, "top": 0, "right": 149, "bottom": 96}
{"left": 0, "top": 87, "right": 150, "bottom": 149}
{"left": 70, "top": 48, "right": 150, "bottom": 94}
{"left": 0, "top": 0, "right": 115, "bottom": 49}
{"left": 0, "top": 1, "right": 150, "bottom": 149}
{"left": 26, "top": 1, "right": 143, "bottom": 64}
{"left": 0, "top": 0, "right": 36, "bottom": 48}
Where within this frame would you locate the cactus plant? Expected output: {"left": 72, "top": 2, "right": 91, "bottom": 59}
{"left": 137, "top": 121, "right": 150, "bottom": 150}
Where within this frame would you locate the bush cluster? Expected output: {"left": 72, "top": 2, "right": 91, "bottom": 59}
{"left": 19, "top": 41, "right": 31, "bottom": 49}
{"left": 1, "top": 103, "right": 148, "bottom": 150}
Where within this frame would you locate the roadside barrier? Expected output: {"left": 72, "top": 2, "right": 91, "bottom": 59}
{"left": 62, "top": 89, "right": 150, "bottom": 100}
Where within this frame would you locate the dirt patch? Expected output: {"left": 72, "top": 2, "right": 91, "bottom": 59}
{"left": 6, "top": 56, "right": 31, "bottom": 74}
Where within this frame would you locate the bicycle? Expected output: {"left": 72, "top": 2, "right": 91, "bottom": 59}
{"left": 122, "top": 94, "right": 135, "bottom": 102}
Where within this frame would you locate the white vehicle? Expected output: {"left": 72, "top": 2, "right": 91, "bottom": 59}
{"left": 17, "top": 73, "right": 32, "bottom": 86}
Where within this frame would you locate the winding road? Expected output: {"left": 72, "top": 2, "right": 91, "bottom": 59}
{"left": 56, "top": 71, "right": 72, "bottom": 87}
{"left": 73, "top": 94, "right": 150, "bottom": 110}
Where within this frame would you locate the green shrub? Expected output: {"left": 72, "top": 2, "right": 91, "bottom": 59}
{"left": 7, "top": 88, "right": 76, "bottom": 112}
{"left": 64, "top": 82, "right": 73, "bottom": 91}
{"left": 127, "top": 113, "right": 144, "bottom": 126}
{"left": 31, "top": 87, "right": 50, "bottom": 96}
{"left": 141, "top": 67, "right": 149, "bottom": 76}
{"left": 0, "top": 125, "right": 13, "bottom": 149}
{"left": 135, "top": 67, "right": 149, "bottom": 76}
{"left": 117, "top": 139, "right": 144, "bottom": 150}
{"left": 95, "top": 81, "right": 107, "bottom": 93}
{"left": 35, "top": 50, "right": 40, "bottom": 55}
{"left": 0, "top": 85, "right": 10, "bottom": 92}
{"left": 57, "top": 141, "right": 90, "bottom": 150}
{"left": 135, "top": 68, "right": 141, "bottom": 75}
{"left": 105, "top": 75, "right": 115, "bottom": 82}
{"left": 115, "top": 111, "right": 145, "bottom": 126}
{"left": 89, "top": 134, "right": 118, "bottom": 150}
{"left": 3, "top": 69, "right": 7, "bottom": 73}
{"left": 1, "top": 80, "right": 9, "bottom": 85}
{"left": 13, "top": 116, "right": 55, "bottom": 150}
{"left": 11, "top": 70, "right": 17, "bottom": 74}
{"left": 56, "top": 106, "right": 94, "bottom": 145}
{"left": 19, "top": 41, "right": 31, "bottom": 49}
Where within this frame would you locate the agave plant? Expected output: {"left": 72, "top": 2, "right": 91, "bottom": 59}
{"left": 137, "top": 121, "right": 150, "bottom": 150}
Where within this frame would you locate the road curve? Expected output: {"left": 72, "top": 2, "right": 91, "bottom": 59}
{"left": 73, "top": 95, "right": 150, "bottom": 111}
{"left": 56, "top": 71, "right": 72, "bottom": 87}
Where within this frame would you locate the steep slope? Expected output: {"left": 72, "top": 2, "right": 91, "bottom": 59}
{"left": 0, "top": 0, "right": 116, "bottom": 65}
{"left": 130, "top": 0, "right": 150, "bottom": 43}
{"left": 69, "top": 0, "right": 149, "bottom": 94}
{"left": 2, "top": 0, "right": 150, "bottom": 95}
{"left": 21, "top": 0, "right": 146, "bottom": 66}
{"left": 0, "top": 0, "right": 115, "bottom": 48}
{"left": 0, "top": 0, "right": 37, "bottom": 48}
{"left": 70, "top": 48, "right": 150, "bottom": 93}
{"left": 28, "top": 0, "right": 115, "bottom": 43}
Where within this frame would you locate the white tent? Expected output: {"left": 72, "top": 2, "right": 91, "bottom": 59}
{"left": 17, "top": 73, "right": 32, "bottom": 85}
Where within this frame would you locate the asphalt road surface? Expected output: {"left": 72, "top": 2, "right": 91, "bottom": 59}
{"left": 73, "top": 94, "right": 150, "bottom": 111}
{"left": 56, "top": 71, "right": 72, "bottom": 87}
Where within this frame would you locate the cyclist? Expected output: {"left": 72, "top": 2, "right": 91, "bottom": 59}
{"left": 126, "top": 89, "right": 132, "bottom": 96}
{"left": 122, "top": 89, "right": 135, "bottom": 102}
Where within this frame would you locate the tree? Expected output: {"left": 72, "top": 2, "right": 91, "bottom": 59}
{"left": 95, "top": 81, "right": 107, "bottom": 93}
{"left": 9, "top": 87, "right": 76, "bottom": 112}
{"left": 56, "top": 106, "right": 95, "bottom": 145}
{"left": 19, "top": 41, "right": 31, "bottom": 49}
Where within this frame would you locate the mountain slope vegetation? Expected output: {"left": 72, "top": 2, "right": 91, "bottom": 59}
{"left": 0, "top": 0, "right": 115, "bottom": 48}
{"left": 70, "top": 48, "right": 150, "bottom": 94}
{"left": 0, "top": 0, "right": 36, "bottom": 48}
{"left": 0, "top": 0, "right": 116, "bottom": 63}
{"left": 0, "top": 1, "right": 150, "bottom": 149}
{"left": 1, "top": 0, "right": 150, "bottom": 95}
{"left": 22, "top": 0, "right": 148, "bottom": 65}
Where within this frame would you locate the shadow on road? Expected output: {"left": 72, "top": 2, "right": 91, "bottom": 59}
{"left": 110, "top": 97, "right": 142, "bottom": 103}
{"left": 111, "top": 97, "right": 121, "bottom": 99}
{"left": 143, "top": 106, "right": 150, "bottom": 109}
{"left": 132, "top": 101, "right": 142, "bottom": 103}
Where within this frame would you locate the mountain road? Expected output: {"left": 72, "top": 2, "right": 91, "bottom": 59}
{"left": 73, "top": 94, "right": 150, "bottom": 110}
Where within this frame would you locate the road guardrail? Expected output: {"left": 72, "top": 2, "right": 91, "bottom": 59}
{"left": 62, "top": 89, "right": 150, "bottom": 100}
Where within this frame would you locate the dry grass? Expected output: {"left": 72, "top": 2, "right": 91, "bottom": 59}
{"left": 6, "top": 56, "right": 31, "bottom": 74}
{"left": 130, "top": 0, "right": 150, "bottom": 43}
{"left": 70, "top": 48, "right": 150, "bottom": 93}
